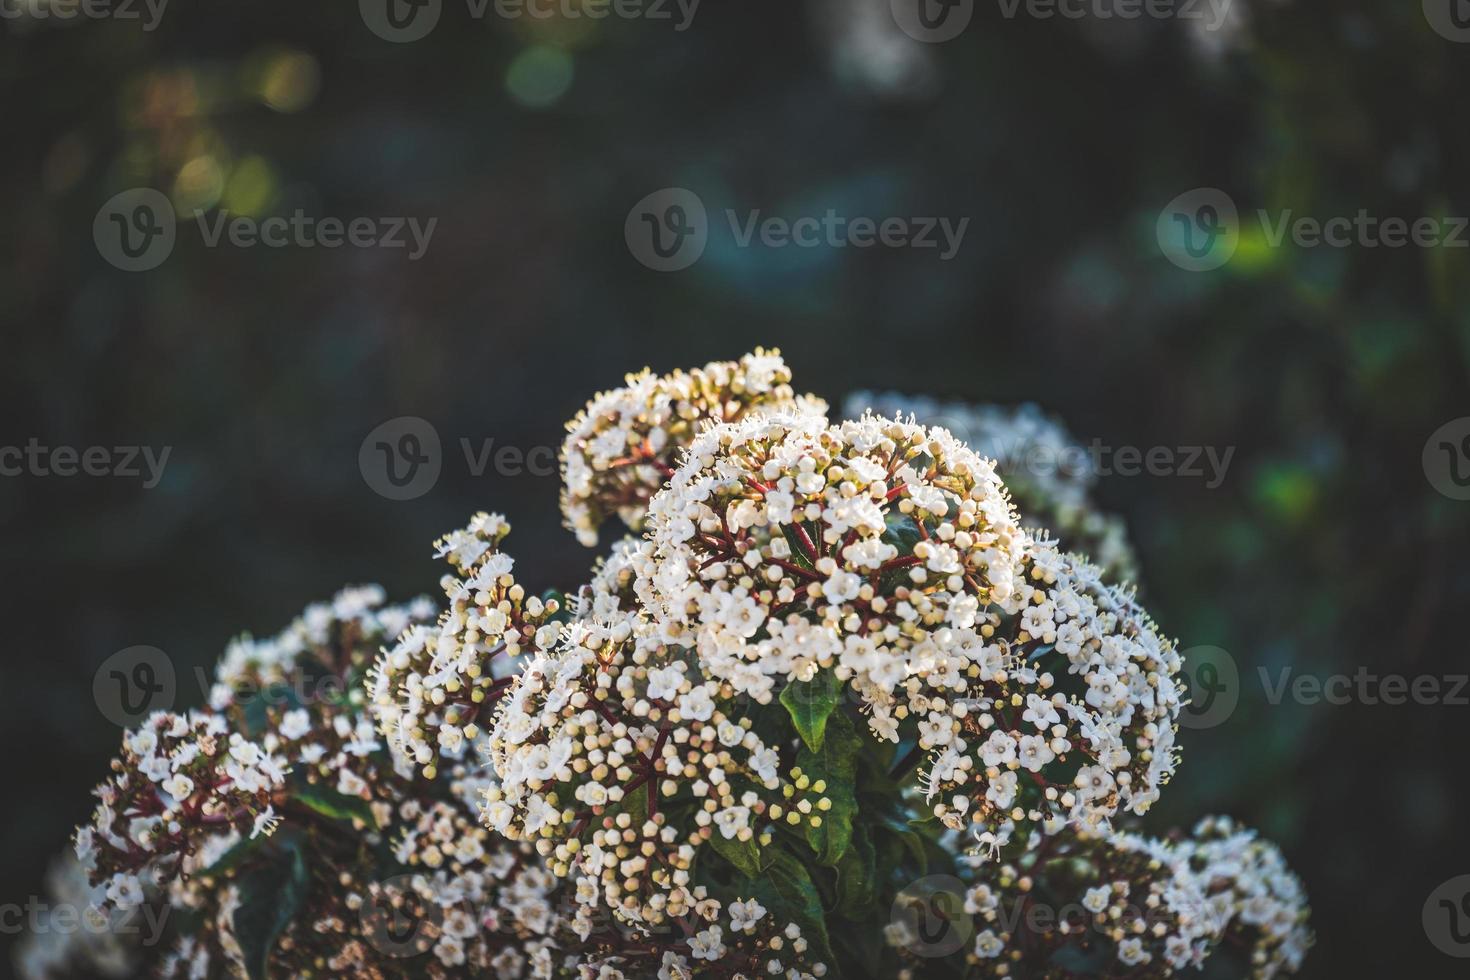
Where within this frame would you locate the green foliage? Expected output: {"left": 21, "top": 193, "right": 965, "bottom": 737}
{"left": 709, "top": 827, "right": 765, "bottom": 878}
{"left": 292, "top": 781, "right": 379, "bottom": 828}
{"left": 796, "top": 710, "right": 861, "bottom": 866}
{"left": 231, "top": 830, "right": 310, "bottom": 980}
{"left": 780, "top": 669, "right": 843, "bottom": 752}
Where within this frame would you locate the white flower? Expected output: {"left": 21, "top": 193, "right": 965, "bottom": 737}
{"left": 727, "top": 898, "right": 766, "bottom": 932}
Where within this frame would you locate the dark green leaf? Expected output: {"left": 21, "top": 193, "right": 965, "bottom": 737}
{"left": 835, "top": 823, "right": 878, "bottom": 919}
{"left": 881, "top": 512, "right": 924, "bottom": 556}
{"left": 780, "top": 670, "right": 842, "bottom": 752}
{"left": 709, "top": 830, "right": 765, "bottom": 878}
{"left": 197, "top": 833, "right": 271, "bottom": 879}
{"left": 742, "top": 848, "right": 835, "bottom": 969}
{"left": 795, "top": 711, "right": 860, "bottom": 866}
{"left": 1049, "top": 941, "right": 1115, "bottom": 973}
{"left": 232, "top": 832, "right": 310, "bottom": 980}
{"left": 292, "top": 782, "right": 378, "bottom": 828}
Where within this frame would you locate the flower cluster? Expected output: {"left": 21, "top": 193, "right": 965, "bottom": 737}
{"left": 74, "top": 710, "right": 289, "bottom": 916}
{"left": 630, "top": 410, "right": 1181, "bottom": 851}
{"left": 919, "top": 538, "right": 1185, "bottom": 851}
{"left": 49, "top": 352, "right": 1311, "bottom": 980}
{"left": 1174, "top": 816, "right": 1314, "bottom": 978}
{"left": 845, "top": 393, "right": 1137, "bottom": 582}
{"left": 368, "top": 514, "right": 567, "bottom": 779}
{"left": 65, "top": 587, "right": 586, "bottom": 980}
{"left": 560, "top": 348, "right": 827, "bottom": 547}
{"left": 483, "top": 618, "right": 783, "bottom": 929}
{"left": 635, "top": 412, "right": 1028, "bottom": 707}
{"left": 909, "top": 816, "right": 1312, "bottom": 978}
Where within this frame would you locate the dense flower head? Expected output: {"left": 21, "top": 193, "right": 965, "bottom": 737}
{"left": 920, "top": 539, "right": 1185, "bottom": 852}
{"left": 846, "top": 393, "right": 1138, "bottom": 582}
{"left": 1174, "top": 816, "right": 1314, "bottom": 978}
{"left": 629, "top": 410, "right": 1180, "bottom": 853}
{"left": 368, "top": 513, "right": 567, "bottom": 778}
{"left": 559, "top": 348, "right": 828, "bottom": 547}
{"left": 635, "top": 412, "right": 1028, "bottom": 707}
{"left": 49, "top": 356, "right": 1312, "bottom": 980}
{"left": 483, "top": 618, "right": 785, "bottom": 929}
{"left": 912, "top": 823, "right": 1219, "bottom": 977}
{"left": 73, "top": 710, "right": 288, "bottom": 918}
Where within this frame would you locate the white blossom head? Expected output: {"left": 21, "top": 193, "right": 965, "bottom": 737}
{"left": 559, "top": 348, "right": 827, "bottom": 547}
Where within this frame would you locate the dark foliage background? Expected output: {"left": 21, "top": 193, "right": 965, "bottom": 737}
{"left": 3, "top": 0, "right": 1469, "bottom": 975}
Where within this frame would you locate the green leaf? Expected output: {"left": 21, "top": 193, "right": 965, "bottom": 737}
{"left": 292, "top": 782, "right": 378, "bottom": 829}
{"left": 881, "top": 512, "right": 924, "bottom": 556}
{"left": 1049, "top": 941, "right": 1115, "bottom": 973}
{"left": 197, "top": 833, "right": 271, "bottom": 879}
{"left": 875, "top": 816, "right": 929, "bottom": 877}
{"left": 232, "top": 832, "right": 310, "bottom": 980}
{"left": 709, "top": 830, "right": 764, "bottom": 878}
{"left": 780, "top": 670, "right": 842, "bottom": 752}
{"left": 741, "top": 848, "right": 835, "bottom": 969}
{"left": 618, "top": 782, "right": 649, "bottom": 826}
{"left": 835, "top": 823, "right": 877, "bottom": 919}
{"left": 795, "top": 711, "right": 860, "bottom": 866}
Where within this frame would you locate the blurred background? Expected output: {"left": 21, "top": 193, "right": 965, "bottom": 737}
{"left": 3, "top": 0, "right": 1469, "bottom": 975}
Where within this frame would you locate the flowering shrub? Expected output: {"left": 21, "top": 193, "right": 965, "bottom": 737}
{"left": 39, "top": 350, "right": 1311, "bottom": 979}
